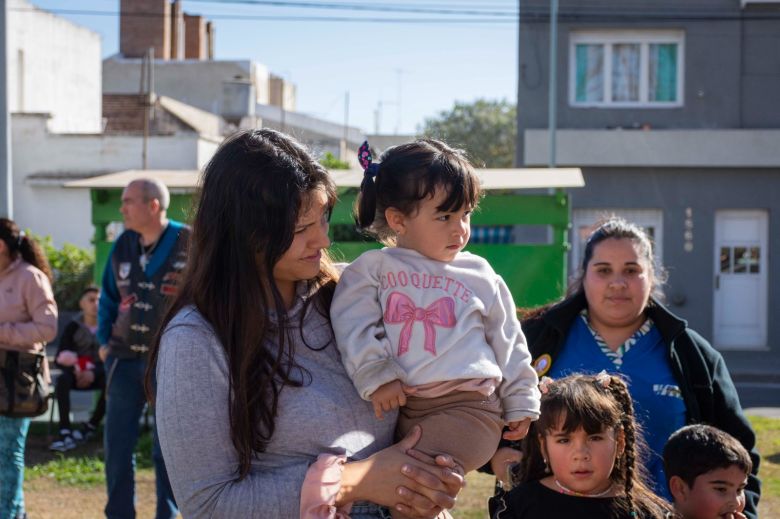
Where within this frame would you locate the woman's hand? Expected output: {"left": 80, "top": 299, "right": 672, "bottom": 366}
{"left": 398, "top": 448, "right": 465, "bottom": 517}
{"left": 490, "top": 447, "right": 522, "bottom": 488}
{"left": 337, "top": 426, "right": 464, "bottom": 518}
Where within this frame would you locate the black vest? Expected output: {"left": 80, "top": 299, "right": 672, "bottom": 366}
{"left": 107, "top": 222, "right": 190, "bottom": 359}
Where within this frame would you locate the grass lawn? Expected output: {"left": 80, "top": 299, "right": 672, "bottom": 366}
{"left": 22, "top": 415, "right": 780, "bottom": 518}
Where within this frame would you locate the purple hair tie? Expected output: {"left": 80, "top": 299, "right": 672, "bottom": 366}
{"left": 358, "top": 141, "right": 379, "bottom": 180}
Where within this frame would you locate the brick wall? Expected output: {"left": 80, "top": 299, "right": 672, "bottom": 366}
{"left": 184, "top": 14, "right": 206, "bottom": 60}
{"left": 170, "top": 0, "right": 184, "bottom": 59}
{"left": 120, "top": 0, "right": 171, "bottom": 59}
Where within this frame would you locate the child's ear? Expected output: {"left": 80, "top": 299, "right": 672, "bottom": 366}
{"left": 385, "top": 207, "right": 406, "bottom": 235}
{"left": 668, "top": 475, "right": 689, "bottom": 503}
{"left": 537, "top": 434, "right": 548, "bottom": 459}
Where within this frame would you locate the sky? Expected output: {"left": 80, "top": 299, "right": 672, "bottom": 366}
{"left": 25, "top": 0, "right": 519, "bottom": 135}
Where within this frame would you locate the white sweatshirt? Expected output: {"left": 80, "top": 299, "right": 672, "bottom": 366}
{"left": 331, "top": 247, "right": 540, "bottom": 422}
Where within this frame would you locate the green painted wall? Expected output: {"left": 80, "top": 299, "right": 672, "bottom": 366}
{"left": 90, "top": 188, "right": 570, "bottom": 308}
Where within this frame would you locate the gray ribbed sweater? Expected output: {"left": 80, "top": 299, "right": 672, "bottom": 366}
{"left": 155, "top": 296, "right": 395, "bottom": 518}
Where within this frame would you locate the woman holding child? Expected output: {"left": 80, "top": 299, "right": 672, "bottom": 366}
{"left": 496, "top": 217, "right": 760, "bottom": 517}
{"left": 147, "top": 129, "right": 464, "bottom": 518}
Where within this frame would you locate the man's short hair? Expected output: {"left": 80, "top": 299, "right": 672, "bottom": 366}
{"left": 80, "top": 284, "right": 99, "bottom": 299}
{"left": 134, "top": 178, "right": 170, "bottom": 211}
{"left": 663, "top": 424, "right": 752, "bottom": 487}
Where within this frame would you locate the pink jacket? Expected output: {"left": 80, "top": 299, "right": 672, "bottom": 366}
{"left": 0, "top": 258, "right": 58, "bottom": 354}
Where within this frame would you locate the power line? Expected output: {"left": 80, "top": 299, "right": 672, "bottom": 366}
{"left": 10, "top": 8, "right": 517, "bottom": 23}
{"left": 185, "top": 0, "right": 517, "bottom": 16}
{"left": 12, "top": 6, "right": 780, "bottom": 23}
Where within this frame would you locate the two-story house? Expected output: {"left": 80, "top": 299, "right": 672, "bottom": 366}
{"left": 516, "top": 0, "right": 780, "bottom": 403}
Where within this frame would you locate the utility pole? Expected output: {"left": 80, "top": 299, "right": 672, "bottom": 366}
{"left": 547, "top": 0, "right": 558, "bottom": 168}
{"left": 0, "top": 0, "right": 12, "bottom": 217}
{"left": 374, "top": 98, "right": 397, "bottom": 136}
{"left": 141, "top": 47, "right": 154, "bottom": 170}
{"left": 340, "top": 90, "right": 349, "bottom": 161}
{"left": 395, "top": 68, "right": 404, "bottom": 135}
{"left": 374, "top": 100, "right": 382, "bottom": 135}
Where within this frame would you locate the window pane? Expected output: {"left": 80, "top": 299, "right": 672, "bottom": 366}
{"left": 749, "top": 247, "right": 760, "bottom": 273}
{"left": 649, "top": 43, "right": 678, "bottom": 102}
{"left": 720, "top": 247, "right": 731, "bottom": 273}
{"left": 575, "top": 44, "right": 604, "bottom": 102}
{"left": 734, "top": 247, "right": 748, "bottom": 273}
{"left": 611, "top": 44, "right": 640, "bottom": 101}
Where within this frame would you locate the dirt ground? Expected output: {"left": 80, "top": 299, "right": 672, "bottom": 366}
{"left": 23, "top": 429, "right": 178, "bottom": 519}
{"left": 21, "top": 428, "right": 779, "bottom": 518}
{"left": 25, "top": 473, "right": 160, "bottom": 519}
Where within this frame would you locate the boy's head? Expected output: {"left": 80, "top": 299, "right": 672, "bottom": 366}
{"left": 79, "top": 285, "right": 100, "bottom": 317}
{"left": 663, "top": 424, "right": 751, "bottom": 519}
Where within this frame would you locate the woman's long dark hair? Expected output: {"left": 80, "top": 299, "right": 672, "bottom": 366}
{"left": 145, "top": 129, "right": 338, "bottom": 479}
{"left": 0, "top": 218, "right": 53, "bottom": 282}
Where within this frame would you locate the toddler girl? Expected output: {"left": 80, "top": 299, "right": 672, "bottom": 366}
{"left": 331, "top": 139, "right": 540, "bottom": 486}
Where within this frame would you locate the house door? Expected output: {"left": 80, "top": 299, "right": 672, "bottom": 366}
{"left": 713, "top": 210, "right": 768, "bottom": 349}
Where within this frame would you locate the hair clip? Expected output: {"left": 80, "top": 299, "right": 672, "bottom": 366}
{"left": 594, "top": 370, "right": 612, "bottom": 388}
{"left": 358, "top": 141, "right": 379, "bottom": 180}
{"left": 17, "top": 230, "right": 25, "bottom": 247}
{"left": 538, "top": 376, "right": 554, "bottom": 394}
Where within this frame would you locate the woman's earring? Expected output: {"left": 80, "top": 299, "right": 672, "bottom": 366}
{"left": 543, "top": 458, "right": 550, "bottom": 474}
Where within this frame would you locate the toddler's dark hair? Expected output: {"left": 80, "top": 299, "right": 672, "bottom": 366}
{"left": 355, "top": 138, "right": 481, "bottom": 245}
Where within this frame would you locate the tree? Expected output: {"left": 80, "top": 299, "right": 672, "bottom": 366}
{"left": 32, "top": 233, "right": 95, "bottom": 310}
{"left": 419, "top": 99, "right": 517, "bottom": 168}
{"left": 320, "top": 151, "right": 351, "bottom": 170}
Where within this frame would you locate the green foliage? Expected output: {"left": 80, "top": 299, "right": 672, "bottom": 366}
{"left": 420, "top": 98, "right": 517, "bottom": 168}
{"left": 135, "top": 426, "right": 154, "bottom": 469}
{"left": 24, "top": 426, "right": 154, "bottom": 487}
{"left": 320, "top": 151, "right": 351, "bottom": 170}
{"left": 748, "top": 414, "right": 780, "bottom": 498}
{"left": 26, "top": 455, "right": 105, "bottom": 486}
{"left": 33, "top": 234, "right": 95, "bottom": 311}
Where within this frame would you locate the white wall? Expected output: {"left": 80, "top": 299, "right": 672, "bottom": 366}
{"left": 8, "top": 0, "right": 102, "bottom": 133}
{"left": 197, "top": 137, "right": 221, "bottom": 170}
{"left": 103, "top": 58, "right": 270, "bottom": 114}
{"left": 11, "top": 114, "right": 210, "bottom": 248}
{"left": 524, "top": 129, "right": 780, "bottom": 167}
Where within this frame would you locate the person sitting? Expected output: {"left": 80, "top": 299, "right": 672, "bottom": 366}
{"left": 49, "top": 286, "right": 106, "bottom": 451}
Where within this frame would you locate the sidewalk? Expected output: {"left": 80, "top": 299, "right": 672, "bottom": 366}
{"left": 744, "top": 407, "right": 780, "bottom": 419}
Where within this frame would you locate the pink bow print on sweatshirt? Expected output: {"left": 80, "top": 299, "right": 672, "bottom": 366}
{"left": 383, "top": 291, "right": 457, "bottom": 356}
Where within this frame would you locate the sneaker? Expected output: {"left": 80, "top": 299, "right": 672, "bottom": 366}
{"left": 70, "top": 428, "right": 84, "bottom": 443}
{"left": 76, "top": 423, "right": 98, "bottom": 443}
{"left": 49, "top": 430, "right": 77, "bottom": 452}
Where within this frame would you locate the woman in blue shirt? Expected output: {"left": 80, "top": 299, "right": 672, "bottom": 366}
{"left": 492, "top": 217, "right": 760, "bottom": 518}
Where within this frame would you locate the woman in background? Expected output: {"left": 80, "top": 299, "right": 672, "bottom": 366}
{"left": 0, "top": 218, "right": 58, "bottom": 519}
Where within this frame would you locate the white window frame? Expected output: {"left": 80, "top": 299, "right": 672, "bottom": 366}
{"left": 569, "top": 30, "right": 685, "bottom": 108}
{"left": 570, "top": 209, "right": 664, "bottom": 276}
